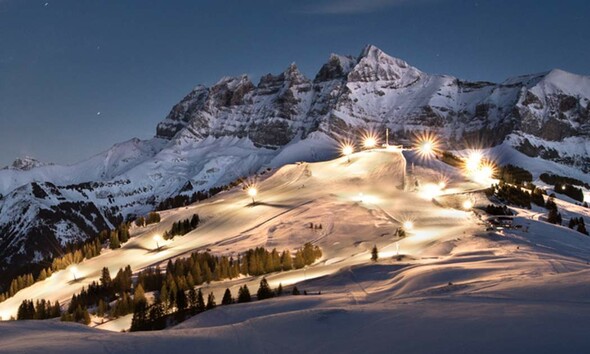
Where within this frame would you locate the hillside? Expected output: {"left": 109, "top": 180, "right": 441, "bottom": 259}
{"left": 1, "top": 44, "right": 590, "bottom": 290}
{"left": 1, "top": 147, "right": 590, "bottom": 353}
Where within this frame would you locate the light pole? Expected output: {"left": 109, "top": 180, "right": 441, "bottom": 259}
{"left": 153, "top": 234, "right": 161, "bottom": 251}
{"left": 248, "top": 187, "right": 258, "bottom": 205}
{"left": 342, "top": 145, "right": 354, "bottom": 163}
{"left": 70, "top": 266, "right": 78, "bottom": 281}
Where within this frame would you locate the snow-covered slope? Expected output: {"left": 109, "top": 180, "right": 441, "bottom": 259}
{"left": 1, "top": 44, "right": 590, "bottom": 284}
{"left": 1, "top": 148, "right": 590, "bottom": 353}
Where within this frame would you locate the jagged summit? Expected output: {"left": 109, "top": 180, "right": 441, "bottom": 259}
{"left": 4, "top": 156, "right": 51, "bottom": 171}
{"left": 348, "top": 44, "right": 423, "bottom": 85}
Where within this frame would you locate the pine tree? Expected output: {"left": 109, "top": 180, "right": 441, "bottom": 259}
{"left": 221, "top": 288, "right": 233, "bottom": 305}
{"left": 196, "top": 289, "right": 206, "bottom": 312}
{"left": 134, "top": 284, "right": 146, "bottom": 308}
{"left": 578, "top": 220, "right": 589, "bottom": 235}
{"left": 109, "top": 233, "right": 121, "bottom": 249}
{"left": 276, "top": 283, "right": 283, "bottom": 297}
{"left": 371, "top": 245, "right": 379, "bottom": 262}
{"left": 237, "top": 285, "right": 251, "bottom": 303}
{"left": 130, "top": 300, "right": 148, "bottom": 332}
{"left": 100, "top": 267, "right": 111, "bottom": 287}
{"left": 547, "top": 208, "right": 561, "bottom": 225}
{"left": 176, "top": 289, "right": 187, "bottom": 311}
{"left": 292, "top": 286, "right": 300, "bottom": 295}
{"left": 97, "top": 299, "right": 107, "bottom": 317}
{"left": 206, "top": 292, "right": 216, "bottom": 310}
{"left": 257, "top": 278, "right": 274, "bottom": 300}
{"left": 188, "top": 288, "right": 198, "bottom": 315}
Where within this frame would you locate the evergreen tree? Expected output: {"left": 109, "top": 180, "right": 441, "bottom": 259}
{"left": 176, "top": 289, "right": 187, "bottom": 311}
{"left": 134, "top": 284, "right": 146, "bottom": 308}
{"left": 578, "top": 220, "right": 589, "bottom": 235}
{"left": 371, "top": 245, "right": 379, "bottom": 262}
{"left": 97, "top": 299, "right": 107, "bottom": 317}
{"left": 237, "top": 285, "right": 251, "bottom": 303}
{"left": 276, "top": 283, "right": 283, "bottom": 297}
{"left": 257, "top": 278, "right": 274, "bottom": 300}
{"left": 100, "top": 267, "right": 111, "bottom": 287}
{"left": 109, "top": 233, "right": 121, "bottom": 249}
{"left": 206, "top": 292, "right": 216, "bottom": 310}
{"left": 130, "top": 300, "right": 148, "bottom": 332}
{"left": 547, "top": 208, "right": 562, "bottom": 225}
{"left": 221, "top": 288, "right": 233, "bottom": 305}
{"left": 292, "top": 286, "right": 300, "bottom": 295}
{"left": 188, "top": 288, "right": 198, "bottom": 314}
{"left": 196, "top": 289, "right": 206, "bottom": 312}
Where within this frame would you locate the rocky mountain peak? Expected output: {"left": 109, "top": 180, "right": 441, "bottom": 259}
{"left": 5, "top": 156, "right": 51, "bottom": 171}
{"left": 314, "top": 53, "right": 356, "bottom": 83}
{"left": 348, "top": 44, "right": 423, "bottom": 86}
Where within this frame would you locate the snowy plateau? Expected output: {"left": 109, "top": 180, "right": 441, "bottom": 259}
{"left": 0, "top": 45, "right": 590, "bottom": 353}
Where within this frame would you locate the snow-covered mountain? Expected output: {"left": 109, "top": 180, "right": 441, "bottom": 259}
{"left": 1, "top": 44, "right": 589, "bottom": 284}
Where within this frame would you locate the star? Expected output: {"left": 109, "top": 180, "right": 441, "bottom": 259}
{"left": 97, "top": 112, "right": 101, "bottom": 116}
{"left": 44, "top": 2, "right": 49, "bottom": 6}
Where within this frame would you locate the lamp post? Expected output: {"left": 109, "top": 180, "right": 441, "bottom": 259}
{"left": 70, "top": 266, "right": 78, "bottom": 281}
{"left": 153, "top": 234, "right": 161, "bottom": 251}
{"left": 248, "top": 187, "right": 258, "bottom": 205}
{"left": 342, "top": 145, "right": 354, "bottom": 163}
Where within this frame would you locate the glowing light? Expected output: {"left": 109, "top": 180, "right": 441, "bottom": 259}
{"left": 413, "top": 132, "right": 440, "bottom": 159}
{"left": 363, "top": 136, "right": 377, "bottom": 149}
{"left": 248, "top": 187, "right": 257, "bottom": 197}
{"left": 561, "top": 185, "right": 566, "bottom": 191}
{"left": 420, "top": 183, "right": 444, "bottom": 200}
{"left": 465, "top": 151, "right": 483, "bottom": 172}
{"left": 438, "top": 181, "right": 447, "bottom": 189}
{"left": 340, "top": 143, "right": 354, "bottom": 162}
{"left": 70, "top": 266, "right": 79, "bottom": 281}
{"left": 403, "top": 220, "right": 414, "bottom": 230}
{"left": 247, "top": 186, "right": 258, "bottom": 204}
{"left": 462, "top": 200, "right": 474, "bottom": 210}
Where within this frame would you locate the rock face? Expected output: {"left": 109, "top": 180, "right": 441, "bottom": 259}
{"left": 1, "top": 44, "right": 590, "bottom": 287}
{"left": 156, "top": 45, "right": 590, "bottom": 158}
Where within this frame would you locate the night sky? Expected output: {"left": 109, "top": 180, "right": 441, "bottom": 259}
{"left": 0, "top": 0, "right": 588, "bottom": 166}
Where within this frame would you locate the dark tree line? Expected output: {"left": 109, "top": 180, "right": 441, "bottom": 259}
{"left": 164, "top": 214, "right": 200, "bottom": 240}
{"left": 16, "top": 299, "right": 61, "bottom": 320}
{"left": 568, "top": 217, "right": 588, "bottom": 235}
{"left": 135, "top": 212, "right": 161, "bottom": 227}
{"left": 496, "top": 164, "right": 533, "bottom": 185}
{"left": 546, "top": 197, "right": 563, "bottom": 225}
{"left": 484, "top": 204, "right": 514, "bottom": 216}
{"left": 131, "top": 276, "right": 289, "bottom": 332}
{"left": 553, "top": 183, "right": 585, "bottom": 203}
{"left": 540, "top": 173, "right": 590, "bottom": 189}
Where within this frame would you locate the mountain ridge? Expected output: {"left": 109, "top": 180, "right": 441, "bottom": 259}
{"left": 1, "top": 44, "right": 589, "bottom": 287}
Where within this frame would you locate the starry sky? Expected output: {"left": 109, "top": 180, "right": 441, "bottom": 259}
{"left": 0, "top": 0, "right": 588, "bottom": 167}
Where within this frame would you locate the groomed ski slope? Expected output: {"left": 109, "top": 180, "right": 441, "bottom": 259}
{"left": 1, "top": 148, "right": 590, "bottom": 353}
